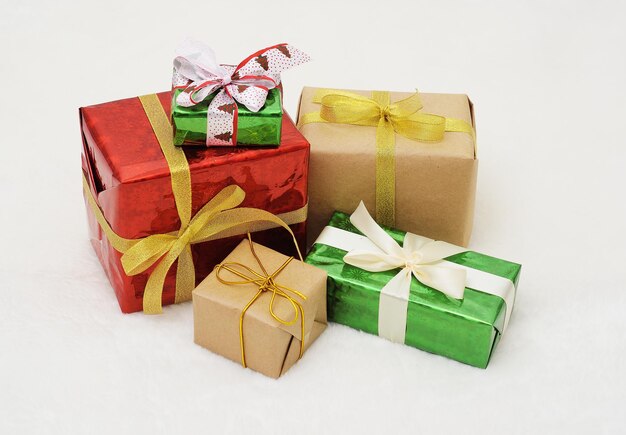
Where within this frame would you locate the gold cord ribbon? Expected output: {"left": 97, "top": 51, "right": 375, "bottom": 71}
{"left": 298, "top": 89, "right": 475, "bottom": 227}
{"left": 214, "top": 234, "right": 306, "bottom": 368}
{"left": 82, "top": 94, "right": 305, "bottom": 314}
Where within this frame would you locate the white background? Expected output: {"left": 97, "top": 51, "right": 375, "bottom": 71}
{"left": 1, "top": 0, "right": 625, "bottom": 433}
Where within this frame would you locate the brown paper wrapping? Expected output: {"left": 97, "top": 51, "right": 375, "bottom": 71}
{"left": 297, "top": 86, "right": 478, "bottom": 247}
{"left": 193, "top": 240, "right": 327, "bottom": 378}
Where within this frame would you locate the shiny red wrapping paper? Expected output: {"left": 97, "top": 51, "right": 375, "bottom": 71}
{"left": 80, "top": 92, "right": 309, "bottom": 313}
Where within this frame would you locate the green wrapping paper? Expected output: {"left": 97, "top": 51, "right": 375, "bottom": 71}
{"left": 171, "top": 88, "right": 283, "bottom": 146}
{"left": 305, "top": 211, "right": 522, "bottom": 368}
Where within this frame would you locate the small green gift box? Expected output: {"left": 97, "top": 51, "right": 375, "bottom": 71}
{"left": 170, "top": 40, "right": 310, "bottom": 147}
{"left": 305, "top": 202, "right": 521, "bottom": 368}
{"left": 172, "top": 88, "right": 283, "bottom": 146}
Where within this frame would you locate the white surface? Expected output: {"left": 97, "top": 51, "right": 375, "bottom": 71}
{"left": 1, "top": 1, "right": 625, "bottom": 433}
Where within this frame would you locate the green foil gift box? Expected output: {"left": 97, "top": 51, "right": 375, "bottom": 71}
{"left": 305, "top": 202, "right": 521, "bottom": 368}
{"left": 171, "top": 40, "right": 310, "bottom": 147}
{"left": 172, "top": 88, "right": 283, "bottom": 146}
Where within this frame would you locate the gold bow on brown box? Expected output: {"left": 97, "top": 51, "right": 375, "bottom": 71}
{"left": 193, "top": 238, "right": 327, "bottom": 379}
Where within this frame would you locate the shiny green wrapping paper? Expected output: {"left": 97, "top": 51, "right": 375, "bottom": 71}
{"left": 305, "top": 212, "right": 521, "bottom": 368}
{"left": 171, "top": 88, "right": 283, "bottom": 146}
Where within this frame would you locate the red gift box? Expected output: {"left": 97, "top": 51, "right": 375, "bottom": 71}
{"left": 80, "top": 92, "right": 309, "bottom": 313}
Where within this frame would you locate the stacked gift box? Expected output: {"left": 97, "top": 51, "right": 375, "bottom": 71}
{"left": 80, "top": 40, "right": 521, "bottom": 377}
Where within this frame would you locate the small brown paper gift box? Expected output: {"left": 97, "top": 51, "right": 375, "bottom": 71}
{"left": 297, "top": 87, "right": 477, "bottom": 247}
{"left": 193, "top": 239, "right": 327, "bottom": 378}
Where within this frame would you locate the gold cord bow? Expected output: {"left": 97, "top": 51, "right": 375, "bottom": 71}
{"left": 298, "top": 89, "right": 475, "bottom": 227}
{"left": 82, "top": 94, "right": 305, "bottom": 314}
{"left": 214, "top": 234, "right": 307, "bottom": 368}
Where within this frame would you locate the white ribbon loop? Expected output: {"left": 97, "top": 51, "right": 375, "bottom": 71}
{"left": 172, "top": 39, "right": 310, "bottom": 146}
{"left": 349, "top": 202, "right": 406, "bottom": 258}
{"left": 173, "top": 39, "right": 229, "bottom": 84}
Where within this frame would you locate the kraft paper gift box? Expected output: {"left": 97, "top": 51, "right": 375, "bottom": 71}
{"left": 297, "top": 87, "right": 477, "bottom": 247}
{"left": 172, "top": 40, "right": 310, "bottom": 146}
{"left": 193, "top": 239, "right": 327, "bottom": 378}
{"left": 305, "top": 203, "right": 521, "bottom": 368}
{"left": 80, "top": 92, "right": 309, "bottom": 314}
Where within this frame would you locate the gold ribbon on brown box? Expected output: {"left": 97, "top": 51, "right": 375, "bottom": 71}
{"left": 82, "top": 94, "right": 306, "bottom": 314}
{"left": 298, "top": 89, "right": 475, "bottom": 227}
{"left": 214, "top": 234, "right": 306, "bottom": 368}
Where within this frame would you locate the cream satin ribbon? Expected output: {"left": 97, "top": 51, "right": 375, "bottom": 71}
{"left": 314, "top": 202, "right": 516, "bottom": 343}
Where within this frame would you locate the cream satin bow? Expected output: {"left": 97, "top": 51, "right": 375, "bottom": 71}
{"left": 344, "top": 202, "right": 468, "bottom": 302}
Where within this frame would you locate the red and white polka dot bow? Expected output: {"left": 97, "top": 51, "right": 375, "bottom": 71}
{"left": 172, "top": 39, "right": 310, "bottom": 146}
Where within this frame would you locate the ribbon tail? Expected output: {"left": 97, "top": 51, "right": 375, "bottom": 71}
{"left": 349, "top": 201, "right": 405, "bottom": 258}
{"left": 142, "top": 257, "right": 175, "bottom": 314}
{"left": 175, "top": 244, "right": 195, "bottom": 303}
{"left": 378, "top": 268, "right": 412, "bottom": 343}
{"left": 415, "top": 264, "right": 467, "bottom": 300}
{"left": 142, "top": 234, "right": 191, "bottom": 314}
{"left": 233, "top": 44, "right": 311, "bottom": 86}
{"left": 120, "top": 234, "right": 176, "bottom": 276}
